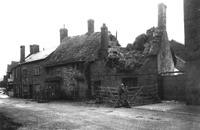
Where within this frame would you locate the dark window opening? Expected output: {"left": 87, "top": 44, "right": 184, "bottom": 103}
{"left": 93, "top": 80, "right": 101, "bottom": 97}
{"left": 94, "top": 81, "right": 101, "bottom": 88}
{"left": 122, "top": 77, "right": 138, "bottom": 88}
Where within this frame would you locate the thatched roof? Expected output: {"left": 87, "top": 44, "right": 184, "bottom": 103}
{"left": 45, "top": 32, "right": 102, "bottom": 67}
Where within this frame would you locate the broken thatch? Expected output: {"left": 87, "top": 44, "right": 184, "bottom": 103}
{"left": 107, "top": 27, "right": 162, "bottom": 71}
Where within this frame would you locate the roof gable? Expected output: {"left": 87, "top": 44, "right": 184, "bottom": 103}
{"left": 25, "top": 48, "right": 55, "bottom": 63}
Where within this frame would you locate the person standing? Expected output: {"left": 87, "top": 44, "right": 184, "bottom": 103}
{"left": 115, "top": 83, "right": 131, "bottom": 108}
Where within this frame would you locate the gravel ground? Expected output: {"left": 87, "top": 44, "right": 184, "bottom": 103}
{"left": 0, "top": 96, "right": 200, "bottom": 130}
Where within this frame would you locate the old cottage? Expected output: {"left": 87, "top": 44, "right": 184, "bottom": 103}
{"left": 44, "top": 20, "right": 119, "bottom": 100}
{"left": 44, "top": 13, "right": 175, "bottom": 106}
{"left": 8, "top": 3, "right": 179, "bottom": 106}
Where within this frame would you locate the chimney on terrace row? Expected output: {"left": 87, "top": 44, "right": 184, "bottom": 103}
{"left": 158, "top": 3, "right": 167, "bottom": 30}
{"left": 99, "top": 23, "right": 109, "bottom": 59}
{"left": 30, "top": 44, "right": 39, "bottom": 54}
{"left": 20, "top": 45, "right": 25, "bottom": 63}
{"left": 87, "top": 19, "right": 94, "bottom": 34}
{"left": 60, "top": 25, "right": 68, "bottom": 44}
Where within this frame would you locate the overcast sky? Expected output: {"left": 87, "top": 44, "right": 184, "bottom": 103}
{"left": 0, "top": 0, "right": 183, "bottom": 79}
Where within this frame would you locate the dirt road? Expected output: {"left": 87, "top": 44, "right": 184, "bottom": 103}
{"left": 0, "top": 113, "right": 22, "bottom": 130}
{"left": 0, "top": 97, "right": 200, "bottom": 130}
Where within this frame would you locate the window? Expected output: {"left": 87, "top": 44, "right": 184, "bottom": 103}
{"left": 34, "top": 66, "right": 40, "bottom": 76}
{"left": 22, "top": 69, "right": 28, "bottom": 78}
{"left": 34, "top": 84, "right": 40, "bottom": 92}
{"left": 122, "top": 77, "right": 138, "bottom": 88}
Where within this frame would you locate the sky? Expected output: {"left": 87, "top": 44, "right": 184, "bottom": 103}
{"left": 0, "top": 0, "right": 184, "bottom": 79}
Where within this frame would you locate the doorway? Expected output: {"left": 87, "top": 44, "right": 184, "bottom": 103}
{"left": 29, "top": 85, "right": 33, "bottom": 99}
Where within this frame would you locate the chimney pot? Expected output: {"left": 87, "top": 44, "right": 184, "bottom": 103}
{"left": 88, "top": 19, "right": 94, "bottom": 34}
{"left": 60, "top": 27, "right": 68, "bottom": 43}
{"left": 158, "top": 3, "right": 167, "bottom": 30}
{"left": 99, "top": 23, "right": 109, "bottom": 59}
{"left": 30, "top": 44, "right": 39, "bottom": 54}
{"left": 20, "top": 45, "right": 25, "bottom": 63}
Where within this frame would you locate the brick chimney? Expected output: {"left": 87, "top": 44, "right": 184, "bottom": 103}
{"left": 20, "top": 45, "right": 25, "bottom": 63}
{"left": 88, "top": 19, "right": 94, "bottom": 34}
{"left": 158, "top": 3, "right": 167, "bottom": 30}
{"left": 60, "top": 25, "right": 68, "bottom": 43}
{"left": 99, "top": 23, "right": 109, "bottom": 59}
{"left": 30, "top": 44, "right": 39, "bottom": 54}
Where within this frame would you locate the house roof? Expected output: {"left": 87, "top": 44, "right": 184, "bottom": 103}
{"left": 25, "top": 48, "right": 55, "bottom": 63}
{"left": 169, "top": 40, "right": 186, "bottom": 71}
{"left": 45, "top": 32, "right": 103, "bottom": 67}
{"left": 7, "top": 61, "right": 19, "bottom": 73}
{"left": 169, "top": 40, "right": 186, "bottom": 61}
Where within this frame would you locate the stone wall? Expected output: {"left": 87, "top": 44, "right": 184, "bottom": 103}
{"left": 184, "top": 0, "right": 200, "bottom": 104}
{"left": 46, "top": 64, "right": 88, "bottom": 99}
{"left": 161, "top": 73, "right": 186, "bottom": 101}
{"left": 90, "top": 57, "right": 160, "bottom": 106}
{"left": 157, "top": 30, "right": 175, "bottom": 73}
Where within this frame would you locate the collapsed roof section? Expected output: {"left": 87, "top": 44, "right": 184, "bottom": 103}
{"left": 106, "top": 27, "right": 166, "bottom": 72}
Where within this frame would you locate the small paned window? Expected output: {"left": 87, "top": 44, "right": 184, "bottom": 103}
{"left": 34, "top": 66, "right": 40, "bottom": 76}
{"left": 22, "top": 69, "right": 28, "bottom": 78}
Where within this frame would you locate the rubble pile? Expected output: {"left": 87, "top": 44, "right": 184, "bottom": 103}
{"left": 106, "top": 27, "right": 163, "bottom": 71}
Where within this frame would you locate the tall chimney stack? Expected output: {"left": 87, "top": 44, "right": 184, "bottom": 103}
{"left": 88, "top": 19, "right": 94, "bottom": 34}
{"left": 99, "top": 23, "right": 109, "bottom": 59}
{"left": 20, "top": 45, "right": 25, "bottom": 63}
{"left": 60, "top": 25, "right": 68, "bottom": 43}
{"left": 158, "top": 3, "right": 167, "bottom": 30}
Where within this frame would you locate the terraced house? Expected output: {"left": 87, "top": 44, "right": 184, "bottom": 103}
{"left": 13, "top": 45, "right": 54, "bottom": 99}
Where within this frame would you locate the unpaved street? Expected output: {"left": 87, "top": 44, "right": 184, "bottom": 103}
{"left": 0, "top": 96, "right": 200, "bottom": 130}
